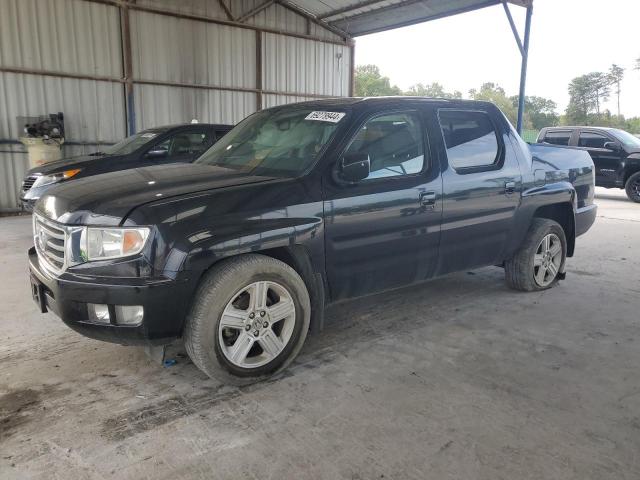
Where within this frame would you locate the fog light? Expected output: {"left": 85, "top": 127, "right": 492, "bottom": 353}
{"left": 115, "top": 305, "right": 143, "bottom": 326}
{"left": 88, "top": 303, "right": 110, "bottom": 324}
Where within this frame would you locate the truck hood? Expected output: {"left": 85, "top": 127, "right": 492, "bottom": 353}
{"left": 28, "top": 153, "right": 116, "bottom": 175}
{"left": 35, "top": 163, "right": 278, "bottom": 225}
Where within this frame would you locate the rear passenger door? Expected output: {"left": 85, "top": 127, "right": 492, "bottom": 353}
{"left": 433, "top": 108, "right": 522, "bottom": 275}
{"left": 576, "top": 130, "right": 623, "bottom": 186}
{"left": 323, "top": 109, "right": 442, "bottom": 300}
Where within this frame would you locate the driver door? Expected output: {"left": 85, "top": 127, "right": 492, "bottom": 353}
{"left": 323, "top": 109, "right": 443, "bottom": 300}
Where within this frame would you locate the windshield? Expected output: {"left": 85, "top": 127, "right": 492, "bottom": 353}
{"left": 102, "top": 130, "right": 163, "bottom": 155}
{"left": 611, "top": 129, "right": 640, "bottom": 148}
{"left": 195, "top": 107, "right": 346, "bottom": 176}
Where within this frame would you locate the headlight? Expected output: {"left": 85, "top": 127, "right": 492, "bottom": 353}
{"left": 32, "top": 169, "right": 82, "bottom": 187}
{"left": 79, "top": 227, "right": 150, "bottom": 261}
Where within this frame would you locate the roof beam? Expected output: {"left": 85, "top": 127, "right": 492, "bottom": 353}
{"left": 329, "top": 0, "right": 499, "bottom": 37}
{"left": 217, "top": 0, "right": 234, "bottom": 21}
{"left": 236, "top": 0, "right": 275, "bottom": 23}
{"left": 275, "top": 0, "right": 351, "bottom": 40}
{"left": 317, "top": 0, "right": 389, "bottom": 20}
{"left": 502, "top": 1, "right": 524, "bottom": 56}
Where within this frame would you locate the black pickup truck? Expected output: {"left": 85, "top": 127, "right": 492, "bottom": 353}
{"left": 537, "top": 126, "right": 640, "bottom": 202}
{"left": 28, "top": 98, "right": 596, "bottom": 383}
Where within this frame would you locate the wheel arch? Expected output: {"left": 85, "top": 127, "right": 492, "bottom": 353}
{"left": 188, "top": 245, "right": 327, "bottom": 335}
{"left": 623, "top": 162, "right": 640, "bottom": 185}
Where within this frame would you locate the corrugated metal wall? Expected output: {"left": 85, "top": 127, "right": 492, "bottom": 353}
{"left": 263, "top": 34, "right": 350, "bottom": 97}
{"left": 0, "top": 0, "right": 352, "bottom": 212}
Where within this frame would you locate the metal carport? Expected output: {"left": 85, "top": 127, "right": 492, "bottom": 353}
{"left": 0, "top": 0, "right": 533, "bottom": 213}
{"left": 287, "top": 0, "right": 535, "bottom": 133}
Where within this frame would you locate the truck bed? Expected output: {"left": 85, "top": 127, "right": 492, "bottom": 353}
{"left": 529, "top": 143, "right": 595, "bottom": 210}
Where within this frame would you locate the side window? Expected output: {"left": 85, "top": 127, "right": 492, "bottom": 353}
{"left": 543, "top": 130, "right": 572, "bottom": 146}
{"left": 146, "top": 138, "right": 171, "bottom": 158}
{"left": 438, "top": 110, "right": 500, "bottom": 169}
{"left": 145, "top": 131, "right": 213, "bottom": 159}
{"left": 578, "top": 132, "right": 610, "bottom": 149}
{"left": 343, "top": 112, "right": 425, "bottom": 180}
{"left": 169, "top": 132, "right": 213, "bottom": 156}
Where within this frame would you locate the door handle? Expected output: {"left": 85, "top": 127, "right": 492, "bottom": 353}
{"left": 419, "top": 191, "right": 437, "bottom": 209}
{"left": 505, "top": 181, "right": 516, "bottom": 195}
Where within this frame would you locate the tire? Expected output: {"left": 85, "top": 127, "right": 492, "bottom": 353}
{"left": 505, "top": 218, "right": 567, "bottom": 292}
{"left": 184, "top": 254, "right": 311, "bottom": 385}
{"left": 625, "top": 171, "right": 640, "bottom": 203}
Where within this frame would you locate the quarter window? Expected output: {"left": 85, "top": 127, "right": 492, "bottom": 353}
{"left": 438, "top": 110, "right": 499, "bottom": 169}
{"left": 578, "top": 132, "right": 610, "bottom": 149}
{"left": 343, "top": 112, "right": 425, "bottom": 180}
{"left": 543, "top": 130, "right": 572, "bottom": 146}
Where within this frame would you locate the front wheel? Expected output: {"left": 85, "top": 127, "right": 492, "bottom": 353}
{"left": 625, "top": 171, "right": 640, "bottom": 203}
{"left": 505, "top": 218, "right": 567, "bottom": 292}
{"left": 184, "top": 254, "right": 311, "bottom": 384}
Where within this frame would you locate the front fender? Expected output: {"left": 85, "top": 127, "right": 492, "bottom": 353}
{"left": 622, "top": 154, "right": 640, "bottom": 183}
{"left": 182, "top": 216, "right": 323, "bottom": 272}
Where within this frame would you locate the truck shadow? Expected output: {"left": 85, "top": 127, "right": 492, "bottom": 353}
{"left": 594, "top": 192, "right": 631, "bottom": 203}
{"left": 100, "top": 268, "right": 510, "bottom": 441}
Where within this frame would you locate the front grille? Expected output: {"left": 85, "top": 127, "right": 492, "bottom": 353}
{"left": 33, "top": 214, "right": 67, "bottom": 274}
{"left": 22, "top": 175, "right": 39, "bottom": 193}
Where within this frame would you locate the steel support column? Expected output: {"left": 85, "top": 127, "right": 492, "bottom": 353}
{"left": 119, "top": 3, "right": 136, "bottom": 135}
{"left": 256, "top": 31, "right": 263, "bottom": 110}
{"left": 516, "top": 4, "right": 533, "bottom": 134}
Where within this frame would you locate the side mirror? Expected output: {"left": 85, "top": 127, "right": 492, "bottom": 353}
{"left": 603, "top": 142, "right": 619, "bottom": 151}
{"left": 340, "top": 153, "right": 370, "bottom": 183}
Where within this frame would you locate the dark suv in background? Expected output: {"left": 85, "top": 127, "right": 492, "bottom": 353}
{"left": 537, "top": 126, "right": 640, "bottom": 202}
{"left": 20, "top": 123, "right": 233, "bottom": 209}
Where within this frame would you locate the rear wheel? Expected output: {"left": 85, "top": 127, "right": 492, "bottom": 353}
{"left": 625, "top": 171, "right": 640, "bottom": 203}
{"left": 184, "top": 254, "right": 310, "bottom": 384}
{"left": 505, "top": 218, "right": 567, "bottom": 292}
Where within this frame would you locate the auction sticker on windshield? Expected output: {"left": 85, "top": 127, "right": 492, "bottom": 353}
{"left": 141, "top": 133, "right": 157, "bottom": 138}
{"left": 305, "top": 111, "right": 345, "bottom": 123}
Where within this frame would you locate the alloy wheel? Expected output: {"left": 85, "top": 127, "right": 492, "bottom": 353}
{"left": 631, "top": 178, "right": 640, "bottom": 200}
{"left": 218, "top": 281, "right": 296, "bottom": 368}
{"left": 533, "top": 233, "right": 562, "bottom": 287}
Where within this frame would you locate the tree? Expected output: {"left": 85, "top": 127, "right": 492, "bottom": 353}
{"left": 567, "top": 75, "right": 594, "bottom": 124}
{"left": 354, "top": 65, "right": 401, "bottom": 97}
{"left": 566, "top": 72, "right": 612, "bottom": 124}
{"left": 469, "top": 83, "right": 519, "bottom": 125}
{"left": 511, "top": 96, "right": 559, "bottom": 130}
{"left": 404, "top": 82, "right": 462, "bottom": 99}
{"left": 609, "top": 64, "right": 625, "bottom": 117}
{"left": 635, "top": 57, "right": 640, "bottom": 70}
{"left": 589, "top": 72, "right": 611, "bottom": 115}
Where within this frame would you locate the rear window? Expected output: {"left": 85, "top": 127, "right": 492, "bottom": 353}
{"left": 543, "top": 130, "right": 572, "bottom": 146}
{"left": 438, "top": 110, "right": 499, "bottom": 169}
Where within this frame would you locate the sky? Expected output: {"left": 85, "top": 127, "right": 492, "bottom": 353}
{"left": 354, "top": 0, "right": 640, "bottom": 117}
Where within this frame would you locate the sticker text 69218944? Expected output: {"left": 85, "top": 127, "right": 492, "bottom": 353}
{"left": 304, "top": 111, "right": 346, "bottom": 123}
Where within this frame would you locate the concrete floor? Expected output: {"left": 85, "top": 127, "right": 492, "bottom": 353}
{"left": 1, "top": 187, "right": 639, "bottom": 480}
